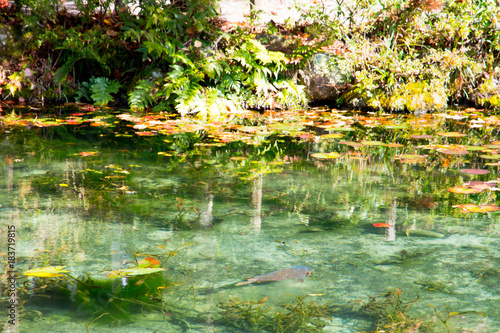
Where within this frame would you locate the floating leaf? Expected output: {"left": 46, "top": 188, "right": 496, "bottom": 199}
{"left": 437, "top": 132, "right": 466, "bottom": 137}
{"left": 482, "top": 144, "right": 500, "bottom": 149}
{"left": 454, "top": 204, "right": 500, "bottom": 213}
{"left": 396, "top": 154, "right": 427, "bottom": 160}
{"left": 447, "top": 186, "right": 483, "bottom": 194}
{"left": 462, "top": 145, "right": 486, "bottom": 151}
{"left": 460, "top": 169, "right": 489, "bottom": 175}
{"left": 373, "top": 223, "right": 393, "bottom": 227}
{"left": 464, "top": 181, "right": 496, "bottom": 190}
{"left": 138, "top": 256, "right": 161, "bottom": 268}
{"left": 107, "top": 267, "right": 165, "bottom": 278}
{"left": 320, "top": 133, "right": 344, "bottom": 139}
{"left": 78, "top": 151, "right": 98, "bottom": 157}
{"left": 438, "top": 149, "right": 469, "bottom": 155}
{"left": 385, "top": 143, "right": 404, "bottom": 148}
{"left": 311, "top": 152, "right": 341, "bottom": 159}
{"left": 480, "top": 154, "right": 500, "bottom": 160}
{"left": 360, "top": 140, "right": 385, "bottom": 146}
{"left": 23, "top": 266, "right": 70, "bottom": 278}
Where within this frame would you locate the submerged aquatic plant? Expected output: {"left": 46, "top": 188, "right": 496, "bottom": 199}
{"left": 349, "top": 288, "right": 427, "bottom": 332}
{"left": 217, "top": 295, "right": 333, "bottom": 332}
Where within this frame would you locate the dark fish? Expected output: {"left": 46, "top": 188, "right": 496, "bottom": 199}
{"left": 236, "top": 266, "right": 312, "bottom": 286}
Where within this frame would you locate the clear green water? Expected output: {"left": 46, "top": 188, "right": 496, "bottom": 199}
{"left": 1, "top": 113, "right": 499, "bottom": 333}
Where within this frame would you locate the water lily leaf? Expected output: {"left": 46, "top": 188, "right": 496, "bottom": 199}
{"left": 454, "top": 204, "right": 500, "bottom": 213}
{"left": 384, "top": 125, "right": 407, "bottom": 129}
{"left": 464, "top": 181, "right": 496, "bottom": 190}
{"left": 373, "top": 223, "right": 392, "bottom": 227}
{"left": 311, "top": 152, "right": 341, "bottom": 159}
{"left": 78, "top": 151, "right": 98, "bottom": 157}
{"left": 360, "top": 140, "right": 385, "bottom": 146}
{"left": 385, "top": 143, "right": 405, "bottom": 148}
{"left": 447, "top": 186, "right": 483, "bottom": 194}
{"left": 138, "top": 256, "right": 161, "bottom": 268}
{"left": 480, "top": 154, "right": 500, "bottom": 160}
{"left": 23, "top": 266, "right": 70, "bottom": 278}
{"left": 437, "top": 132, "right": 466, "bottom": 137}
{"left": 462, "top": 146, "right": 486, "bottom": 151}
{"left": 320, "top": 133, "right": 344, "bottom": 139}
{"left": 396, "top": 154, "right": 427, "bottom": 160}
{"left": 438, "top": 149, "right": 469, "bottom": 155}
{"left": 460, "top": 169, "right": 489, "bottom": 175}
{"left": 107, "top": 267, "right": 165, "bottom": 278}
{"left": 482, "top": 144, "right": 500, "bottom": 149}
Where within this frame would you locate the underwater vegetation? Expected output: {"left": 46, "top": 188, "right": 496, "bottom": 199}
{"left": 217, "top": 295, "right": 334, "bottom": 333}
{"left": 349, "top": 288, "right": 487, "bottom": 333}
{"left": 349, "top": 288, "right": 427, "bottom": 332}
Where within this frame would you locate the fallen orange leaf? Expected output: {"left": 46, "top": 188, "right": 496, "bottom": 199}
{"left": 373, "top": 223, "right": 393, "bottom": 227}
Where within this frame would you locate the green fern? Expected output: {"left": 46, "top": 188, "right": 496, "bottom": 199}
{"left": 129, "top": 79, "right": 155, "bottom": 111}
{"left": 87, "top": 77, "right": 121, "bottom": 106}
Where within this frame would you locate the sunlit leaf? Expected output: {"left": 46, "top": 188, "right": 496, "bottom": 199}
{"left": 138, "top": 256, "right": 161, "bottom": 268}
{"left": 482, "top": 144, "right": 500, "bottom": 149}
{"left": 373, "top": 223, "right": 392, "bottom": 227}
{"left": 23, "top": 266, "right": 70, "bottom": 278}
{"left": 438, "top": 149, "right": 469, "bottom": 155}
{"left": 447, "top": 186, "right": 483, "bottom": 194}
{"left": 437, "top": 132, "right": 466, "bottom": 137}
{"left": 480, "top": 154, "right": 500, "bottom": 159}
{"left": 360, "top": 140, "right": 384, "bottom": 146}
{"left": 320, "top": 133, "right": 344, "bottom": 139}
{"left": 396, "top": 154, "right": 427, "bottom": 160}
{"left": 107, "top": 267, "right": 165, "bottom": 278}
{"left": 311, "top": 152, "right": 341, "bottom": 159}
{"left": 462, "top": 145, "right": 486, "bottom": 151}
{"left": 385, "top": 143, "right": 404, "bottom": 148}
{"left": 454, "top": 204, "right": 500, "bottom": 213}
{"left": 78, "top": 151, "right": 98, "bottom": 157}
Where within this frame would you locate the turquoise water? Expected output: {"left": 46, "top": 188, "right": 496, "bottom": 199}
{"left": 1, "top": 111, "right": 499, "bottom": 332}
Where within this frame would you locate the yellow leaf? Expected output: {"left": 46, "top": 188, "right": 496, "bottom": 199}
{"left": 23, "top": 266, "right": 70, "bottom": 278}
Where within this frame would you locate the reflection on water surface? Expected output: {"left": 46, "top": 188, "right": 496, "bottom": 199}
{"left": 0, "top": 107, "right": 499, "bottom": 332}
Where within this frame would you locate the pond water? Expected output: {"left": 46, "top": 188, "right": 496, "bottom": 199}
{"left": 1, "top": 106, "right": 499, "bottom": 332}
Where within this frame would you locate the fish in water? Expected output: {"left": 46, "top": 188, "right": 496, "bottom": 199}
{"left": 235, "top": 266, "right": 312, "bottom": 286}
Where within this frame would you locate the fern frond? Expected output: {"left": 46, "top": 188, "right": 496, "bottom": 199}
{"left": 129, "top": 79, "right": 155, "bottom": 111}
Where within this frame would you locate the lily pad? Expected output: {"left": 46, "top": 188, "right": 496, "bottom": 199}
{"left": 360, "top": 140, "right": 385, "bottom": 146}
{"left": 320, "top": 133, "right": 344, "bottom": 139}
{"left": 454, "top": 204, "right": 500, "bottom": 213}
{"left": 311, "top": 152, "right": 342, "bottom": 159}
{"left": 447, "top": 186, "right": 483, "bottom": 194}
{"left": 107, "top": 267, "right": 166, "bottom": 278}
{"left": 482, "top": 144, "right": 500, "bottom": 149}
{"left": 438, "top": 149, "right": 469, "bottom": 155}
{"left": 23, "top": 266, "right": 70, "bottom": 278}
{"left": 480, "top": 154, "right": 500, "bottom": 160}
{"left": 437, "top": 132, "right": 466, "bottom": 137}
{"left": 339, "top": 141, "right": 364, "bottom": 148}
